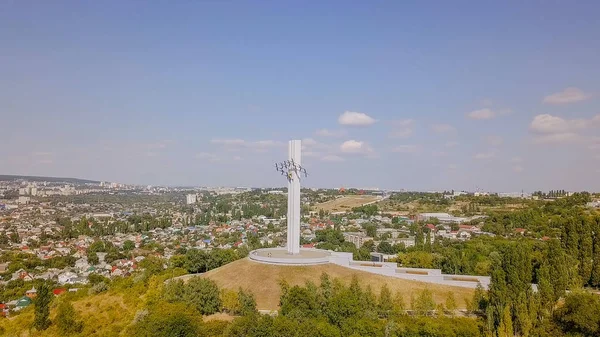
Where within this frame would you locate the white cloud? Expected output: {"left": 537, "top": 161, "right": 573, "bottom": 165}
{"left": 389, "top": 119, "right": 414, "bottom": 138}
{"left": 530, "top": 114, "right": 586, "bottom": 134}
{"left": 485, "top": 135, "right": 504, "bottom": 146}
{"left": 543, "top": 87, "right": 590, "bottom": 105}
{"left": 445, "top": 141, "right": 459, "bottom": 148}
{"left": 391, "top": 145, "right": 418, "bottom": 153}
{"left": 473, "top": 152, "right": 495, "bottom": 160}
{"left": 511, "top": 156, "right": 523, "bottom": 163}
{"left": 513, "top": 165, "right": 524, "bottom": 172}
{"left": 315, "top": 129, "right": 346, "bottom": 137}
{"left": 321, "top": 155, "right": 345, "bottom": 162}
{"left": 447, "top": 164, "right": 458, "bottom": 170}
{"left": 467, "top": 108, "right": 496, "bottom": 120}
{"left": 528, "top": 114, "right": 598, "bottom": 144}
{"left": 338, "top": 111, "right": 376, "bottom": 126}
{"left": 431, "top": 124, "right": 456, "bottom": 134}
{"left": 340, "top": 140, "right": 373, "bottom": 154}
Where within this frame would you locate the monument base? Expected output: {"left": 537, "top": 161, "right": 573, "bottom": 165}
{"left": 249, "top": 248, "right": 332, "bottom": 266}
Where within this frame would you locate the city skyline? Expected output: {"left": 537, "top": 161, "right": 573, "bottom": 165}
{"left": 2, "top": 2, "right": 600, "bottom": 191}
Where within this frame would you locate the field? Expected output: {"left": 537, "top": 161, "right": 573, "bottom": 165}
{"left": 193, "top": 258, "right": 475, "bottom": 311}
{"left": 313, "top": 195, "right": 381, "bottom": 213}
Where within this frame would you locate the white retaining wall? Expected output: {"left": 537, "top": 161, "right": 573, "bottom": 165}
{"left": 328, "top": 252, "right": 490, "bottom": 289}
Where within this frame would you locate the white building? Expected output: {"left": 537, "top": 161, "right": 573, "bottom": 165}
{"left": 418, "top": 212, "right": 467, "bottom": 224}
{"left": 186, "top": 194, "right": 197, "bottom": 205}
{"left": 343, "top": 232, "right": 374, "bottom": 249}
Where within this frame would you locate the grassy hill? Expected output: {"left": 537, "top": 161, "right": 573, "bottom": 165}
{"left": 189, "top": 258, "right": 474, "bottom": 310}
{"left": 0, "top": 260, "right": 477, "bottom": 336}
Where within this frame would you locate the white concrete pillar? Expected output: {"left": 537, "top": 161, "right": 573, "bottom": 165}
{"left": 287, "top": 140, "right": 301, "bottom": 255}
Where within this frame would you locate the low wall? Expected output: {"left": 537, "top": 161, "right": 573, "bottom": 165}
{"left": 249, "top": 248, "right": 332, "bottom": 266}
{"left": 335, "top": 257, "right": 490, "bottom": 289}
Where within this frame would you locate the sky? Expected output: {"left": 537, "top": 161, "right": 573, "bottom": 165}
{"left": 1, "top": 1, "right": 599, "bottom": 192}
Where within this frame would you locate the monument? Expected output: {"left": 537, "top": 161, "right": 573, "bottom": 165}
{"left": 281, "top": 140, "right": 303, "bottom": 254}
{"left": 249, "top": 139, "right": 332, "bottom": 265}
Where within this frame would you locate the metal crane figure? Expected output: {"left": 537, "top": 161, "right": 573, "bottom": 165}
{"left": 274, "top": 159, "right": 308, "bottom": 183}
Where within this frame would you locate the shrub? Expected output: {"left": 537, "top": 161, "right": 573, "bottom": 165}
{"left": 131, "top": 303, "right": 202, "bottom": 337}
{"left": 88, "top": 281, "right": 109, "bottom": 295}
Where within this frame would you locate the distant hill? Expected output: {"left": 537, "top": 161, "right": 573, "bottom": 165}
{"left": 0, "top": 174, "right": 100, "bottom": 184}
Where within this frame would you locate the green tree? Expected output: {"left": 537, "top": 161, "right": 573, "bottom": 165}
{"left": 87, "top": 251, "right": 99, "bottom": 265}
{"left": 184, "top": 277, "right": 221, "bottom": 315}
{"left": 498, "top": 305, "right": 514, "bottom": 337}
{"left": 361, "top": 240, "right": 375, "bottom": 252}
{"left": 131, "top": 303, "right": 202, "bottom": 337}
{"left": 88, "top": 273, "right": 110, "bottom": 286}
{"left": 413, "top": 288, "right": 435, "bottom": 316}
{"left": 164, "top": 279, "right": 186, "bottom": 303}
{"left": 280, "top": 284, "right": 320, "bottom": 319}
{"left": 445, "top": 291, "right": 457, "bottom": 315}
{"left": 55, "top": 301, "right": 84, "bottom": 334}
{"left": 319, "top": 272, "right": 333, "bottom": 312}
{"left": 591, "top": 216, "right": 600, "bottom": 287}
{"left": 364, "top": 224, "right": 377, "bottom": 238}
{"left": 392, "top": 292, "right": 406, "bottom": 317}
{"left": 33, "top": 282, "right": 52, "bottom": 331}
{"left": 184, "top": 249, "right": 208, "bottom": 273}
{"left": 363, "top": 285, "right": 377, "bottom": 318}
{"left": 537, "top": 262, "right": 554, "bottom": 315}
{"left": 555, "top": 291, "right": 600, "bottom": 336}
{"left": 237, "top": 288, "right": 257, "bottom": 316}
{"left": 220, "top": 289, "right": 240, "bottom": 314}
{"left": 376, "top": 241, "right": 395, "bottom": 254}
{"left": 578, "top": 217, "right": 594, "bottom": 285}
{"left": 377, "top": 284, "right": 393, "bottom": 318}
{"left": 123, "top": 240, "right": 135, "bottom": 251}
{"left": 547, "top": 239, "right": 569, "bottom": 300}
{"left": 139, "top": 256, "right": 164, "bottom": 275}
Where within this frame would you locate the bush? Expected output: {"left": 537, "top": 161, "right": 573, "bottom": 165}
{"left": 88, "top": 273, "right": 110, "bottom": 285}
{"left": 131, "top": 303, "right": 202, "bottom": 337}
{"left": 88, "top": 281, "right": 109, "bottom": 295}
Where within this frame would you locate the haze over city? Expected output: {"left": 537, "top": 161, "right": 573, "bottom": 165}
{"left": 1, "top": 1, "right": 599, "bottom": 191}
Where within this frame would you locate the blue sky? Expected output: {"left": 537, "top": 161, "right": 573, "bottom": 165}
{"left": 1, "top": 1, "right": 599, "bottom": 191}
